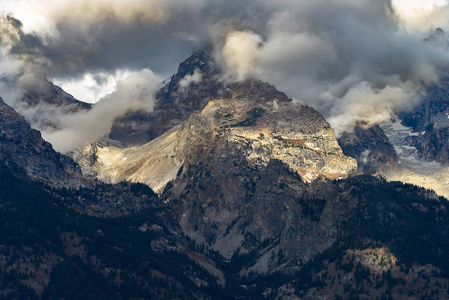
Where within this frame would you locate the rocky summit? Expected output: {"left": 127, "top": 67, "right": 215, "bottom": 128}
{"left": 72, "top": 79, "right": 356, "bottom": 192}
{"left": 109, "top": 52, "right": 229, "bottom": 147}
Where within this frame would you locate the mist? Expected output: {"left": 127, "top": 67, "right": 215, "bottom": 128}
{"left": 42, "top": 69, "right": 161, "bottom": 153}
{"left": 1, "top": 0, "right": 449, "bottom": 151}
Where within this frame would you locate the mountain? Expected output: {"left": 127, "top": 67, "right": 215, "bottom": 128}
{"left": 338, "top": 125, "right": 398, "bottom": 173}
{"left": 0, "top": 94, "right": 228, "bottom": 299}
{"left": 399, "top": 78, "right": 449, "bottom": 164}
{"left": 0, "top": 97, "right": 162, "bottom": 216}
{"left": 21, "top": 80, "right": 92, "bottom": 111}
{"left": 72, "top": 79, "right": 356, "bottom": 192}
{"left": 0, "top": 97, "right": 84, "bottom": 187}
{"left": 7, "top": 78, "right": 92, "bottom": 132}
{"left": 69, "top": 56, "right": 449, "bottom": 298}
{"left": 109, "top": 52, "right": 229, "bottom": 147}
{"left": 337, "top": 77, "right": 449, "bottom": 199}
{"left": 367, "top": 79, "right": 449, "bottom": 200}
{"left": 2, "top": 52, "right": 449, "bottom": 299}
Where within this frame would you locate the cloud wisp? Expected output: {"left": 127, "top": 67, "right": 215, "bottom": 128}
{"left": 52, "top": 69, "right": 134, "bottom": 104}
{"left": 42, "top": 69, "right": 161, "bottom": 153}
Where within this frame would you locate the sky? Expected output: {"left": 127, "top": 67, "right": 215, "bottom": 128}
{"left": 1, "top": 0, "right": 449, "bottom": 151}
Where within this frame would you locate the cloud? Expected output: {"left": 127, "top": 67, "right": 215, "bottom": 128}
{"left": 2, "top": 0, "right": 449, "bottom": 149}
{"left": 392, "top": 0, "right": 449, "bottom": 30}
{"left": 212, "top": 0, "right": 449, "bottom": 135}
{"left": 1, "top": 0, "right": 211, "bottom": 78}
{"left": 327, "top": 81, "right": 420, "bottom": 136}
{"left": 222, "top": 31, "right": 262, "bottom": 80}
{"left": 179, "top": 68, "right": 203, "bottom": 90}
{"left": 52, "top": 69, "right": 134, "bottom": 104}
{"left": 42, "top": 69, "right": 161, "bottom": 153}
{"left": 0, "top": 14, "right": 161, "bottom": 152}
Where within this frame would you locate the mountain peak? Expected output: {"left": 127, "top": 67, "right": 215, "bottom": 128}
{"left": 0, "top": 98, "right": 85, "bottom": 187}
{"left": 176, "top": 51, "right": 210, "bottom": 78}
{"left": 230, "top": 78, "right": 290, "bottom": 103}
{"left": 109, "top": 50, "right": 229, "bottom": 146}
{"left": 74, "top": 76, "right": 357, "bottom": 191}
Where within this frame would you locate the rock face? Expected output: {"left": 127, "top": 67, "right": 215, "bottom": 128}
{"left": 21, "top": 80, "right": 91, "bottom": 111}
{"left": 13, "top": 80, "right": 91, "bottom": 131}
{"left": 73, "top": 79, "right": 356, "bottom": 193}
{"left": 338, "top": 125, "right": 398, "bottom": 173}
{"left": 167, "top": 159, "right": 356, "bottom": 272}
{"left": 3, "top": 52, "right": 449, "bottom": 299}
{"left": 71, "top": 127, "right": 184, "bottom": 194}
{"left": 109, "top": 51, "right": 229, "bottom": 146}
{"left": 413, "top": 122, "right": 449, "bottom": 163}
{"left": 179, "top": 79, "right": 357, "bottom": 183}
{"left": 399, "top": 79, "right": 449, "bottom": 164}
{"left": 378, "top": 164, "right": 449, "bottom": 199}
{"left": 146, "top": 79, "right": 355, "bottom": 273}
{"left": 170, "top": 161, "right": 354, "bottom": 271}
{"left": 0, "top": 97, "right": 85, "bottom": 187}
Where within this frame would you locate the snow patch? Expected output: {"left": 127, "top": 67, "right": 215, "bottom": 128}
{"left": 380, "top": 120, "right": 443, "bottom": 174}
{"left": 159, "top": 76, "right": 172, "bottom": 88}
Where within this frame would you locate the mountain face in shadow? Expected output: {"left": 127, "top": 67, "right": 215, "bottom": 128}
{"left": 0, "top": 52, "right": 449, "bottom": 299}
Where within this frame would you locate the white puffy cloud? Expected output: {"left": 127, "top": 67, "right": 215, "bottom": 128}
{"left": 328, "top": 81, "right": 420, "bottom": 136}
{"left": 52, "top": 69, "right": 133, "bottom": 103}
{"left": 222, "top": 31, "right": 262, "bottom": 80}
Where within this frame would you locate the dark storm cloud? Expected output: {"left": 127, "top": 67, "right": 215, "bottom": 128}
{"left": 3, "top": 0, "right": 448, "bottom": 81}
{"left": 2, "top": 16, "right": 44, "bottom": 64}
{"left": 1, "top": 0, "right": 449, "bottom": 149}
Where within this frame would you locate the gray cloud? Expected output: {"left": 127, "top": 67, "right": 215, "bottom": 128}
{"left": 42, "top": 69, "right": 161, "bottom": 153}
{"left": 2, "top": 0, "right": 449, "bottom": 150}
{"left": 0, "top": 15, "right": 162, "bottom": 152}
{"left": 1, "top": 0, "right": 278, "bottom": 78}
{"left": 179, "top": 69, "right": 202, "bottom": 90}
{"left": 212, "top": 0, "right": 449, "bottom": 135}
